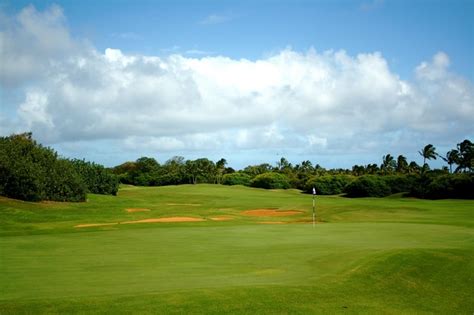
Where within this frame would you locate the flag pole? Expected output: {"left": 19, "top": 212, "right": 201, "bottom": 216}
{"left": 312, "top": 187, "right": 316, "bottom": 228}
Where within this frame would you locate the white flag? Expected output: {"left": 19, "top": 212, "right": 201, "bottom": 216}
{"left": 312, "top": 187, "right": 316, "bottom": 195}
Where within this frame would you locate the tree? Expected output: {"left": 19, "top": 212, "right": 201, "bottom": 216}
{"left": 418, "top": 144, "right": 437, "bottom": 172}
{"left": 352, "top": 165, "right": 365, "bottom": 176}
{"left": 0, "top": 133, "right": 87, "bottom": 201}
{"left": 70, "top": 159, "right": 119, "bottom": 195}
{"left": 157, "top": 156, "right": 186, "bottom": 185}
{"left": 300, "top": 160, "right": 314, "bottom": 173}
{"left": 365, "top": 163, "right": 379, "bottom": 175}
{"left": 243, "top": 163, "right": 273, "bottom": 177}
{"left": 396, "top": 155, "right": 408, "bottom": 173}
{"left": 442, "top": 150, "right": 460, "bottom": 173}
{"left": 455, "top": 139, "right": 473, "bottom": 173}
{"left": 381, "top": 154, "right": 396, "bottom": 174}
{"left": 128, "top": 157, "right": 160, "bottom": 186}
{"left": 250, "top": 172, "right": 290, "bottom": 189}
{"left": 186, "top": 158, "right": 216, "bottom": 184}
{"left": 215, "top": 158, "right": 227, "bottom": 184}
{"left": 408, "top": 161, "right": 421, "bottom": 174}
{"left": 276, "top": 157, "right": 291, "bottom": 172}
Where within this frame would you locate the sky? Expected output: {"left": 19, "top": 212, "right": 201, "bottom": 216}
{"left": 1, "top": 0, "right": 473, "bottom": 169}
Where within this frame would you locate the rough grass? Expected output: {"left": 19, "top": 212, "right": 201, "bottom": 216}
{"left": 0, "top": 184, "right": 473, "bottom": 314}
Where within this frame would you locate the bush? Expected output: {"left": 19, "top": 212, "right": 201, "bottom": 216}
{"left": 305, "top": 175, "right": 354, "bottom": 195}
{"left": 250, "top": 172, "right": 290, "bottom": 189}
{"left": 382, "top": 175, "right": 417, "bottom": 194}
{"left": 44, "top": 159, "right": 87, "bottom": 202}
{"left": 0, "top": 133, "right": 87, "bottom": 202}
{"left": 70, "top": 159, "right": 119, "bottom": 195}
{"left": 413, "top": 174, "right": 474, "bottom": 199}
{"left": 222, "top": 172, "right": 252, "bottom": 186}
{"left": 345, "top": 175, "right": 391, "bottom": 197}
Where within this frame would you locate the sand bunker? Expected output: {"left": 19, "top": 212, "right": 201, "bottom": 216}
{"left": 259, "top": 221, "right": 287, "bottom": 224}
{"left": 75, "top": 223, "right": 118, "bottom": 228}
{"left": 241, "top": 209, "right": 303, "bottom": 217}
{"left": 75, "top": 216, "right": 205, "bottom": 228}
{"left": 210, "top": 216, "right": 234, "bottom": 221}
{"left": 122, "top": 217, "right": 205, "bottom": 224}
{"left": 125, "top": 208, "right": 151, "bottom": 213}
{"left": 258, "top": 221, "right": 288, "bottom": 224}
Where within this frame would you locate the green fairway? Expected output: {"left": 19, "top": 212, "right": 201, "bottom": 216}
{"left": 1, "top": 185, "right": 473, "bottom": 314}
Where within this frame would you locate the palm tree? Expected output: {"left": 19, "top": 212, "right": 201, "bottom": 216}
{"left": 408, "top": 161, "right": 421, "bottom": 174}
{"left": 442, "top": 150, "right": 459, "bottom": 173}
{"left": 381, "top": 154, "right": 396, "bottom": 174}
{"left": 418, "top": 144, "right": 437, "bottom": 171}
{"left": 396, "top": 155, "right": 408, "bottom": 173}
{"left": 455, "top": 139, "right": 473, "bottom": 173}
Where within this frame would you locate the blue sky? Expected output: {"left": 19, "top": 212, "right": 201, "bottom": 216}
{"left": 1, "top": 0, "right": 473, "bottom": 169}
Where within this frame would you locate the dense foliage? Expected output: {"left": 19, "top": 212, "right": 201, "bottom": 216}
{"left": 0, "top": 133, "right": 86, "bottom": 201}
{"left": 345, "top": 175, "right": 392, "bottom": 197}
{"left": 305, "top": 175, "right": 354, "bottom": 195}
{"left": 0, "top": 133, "right": 118, "bottom": 202}
{"left": 222, "top": 172, "right": 252, "bottom": 186}
{"left": 2, "top": 132, "right": 472, "bottom": 200}
{"left": 250, "top": 172, "right": 291, "bottom": 189}
{"left": 410, "top": 174, "right": 474, "bottom": 199}
{"left": 70, "top": 159, "right": 119, "bottom": 195}
{"left": 113, "top": 157, "right": 231, "bottom": 186}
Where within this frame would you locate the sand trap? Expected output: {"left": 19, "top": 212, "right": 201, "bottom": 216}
{"left": 166, "top": 203, "right": 201, "bottom": 206}
{"left": 75, "top": 223, "right": 118, "bottom": 228}
{"left": 210, "top": 216, "right": 234, "bottom": 221}
{"left": 241, "top": 209, "right": 303, "bottom": 217}
{"left": 259, "top": 221, "right": 287, "bottom": 224}
{"left": 125, "top": 208, "right": 151, "bottom": 213}
{"left": 122, "top": 217, "right": 205, "bottom": 224}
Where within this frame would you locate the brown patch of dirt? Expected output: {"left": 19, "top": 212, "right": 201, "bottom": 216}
{"left": 125, "top": 208, "right": 151, "bottom": 213}
{"left": 241, "top": 209, "right": 304, "bottom": 217}
{"left": 210, "top": 216, "right": 234, "bottom": 221}
{"left": 75, "top": 223, "right": 118, "bottom": 228}
{"left": 166, "top": 203, "right": 201, "bottom": 206}
{"left": 259, "top": 221, "right": 286, "bottom": 224}
{"left": 121, "top": 217, "right": 205, "bottom": 224}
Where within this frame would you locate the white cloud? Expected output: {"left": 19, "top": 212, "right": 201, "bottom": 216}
{"left": 1, "top": 5, "right": 473, "bottom": 167}
{"left": 0, "top": 5, "right": 81, "bottom": 86}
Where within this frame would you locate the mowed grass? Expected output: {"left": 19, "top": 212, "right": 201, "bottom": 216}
{"left": 0, "top": 184, "right": 473, "bottom": 314}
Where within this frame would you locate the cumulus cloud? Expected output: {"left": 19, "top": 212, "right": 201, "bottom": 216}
{"left": 1, "top": 5, "right": 473, "bottom": 166}
{"left": 0, "top": 5, "right": 82, "bottom": 86}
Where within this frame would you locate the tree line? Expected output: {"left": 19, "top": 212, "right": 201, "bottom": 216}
{"left": 0, "top": 133, "right": 472, "bottom": 201}
{"left": 112, "top": 140, "right": 473, "bottom": 199}
{"left": 0, "top": 133, "right": 119, "bottom": 202}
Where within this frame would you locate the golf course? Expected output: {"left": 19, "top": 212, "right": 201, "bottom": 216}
{"left": 0, "top": 184, "right": 473, "bottom": 314}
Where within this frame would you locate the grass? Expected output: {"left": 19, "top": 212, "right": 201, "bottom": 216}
{"left": 1, "top": 184, "right": 473, "bottom": 314}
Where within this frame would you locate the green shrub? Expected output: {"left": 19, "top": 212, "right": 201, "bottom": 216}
{"left": 0, "top": 133, "right": 87, "bottom": 202}
{"left": 44, "top": 159, "right": 87, "bottom": 202}
{"left": 222, "top": 173, "right": 252, "bottom": 186}
{"left": 70, "top": 159, "right": 119, "bottom": 195}
{"left": 250, "top": 172, "right": 290, "bottom": 189}
{"left": 305, "top": 175, "right": 354, "bottom": 195}
{"left": 382, "top": 175, "right": 417, "bottom": 194}
{"left": 345, "top": 175, "right": 391, "bottom": 197}
{"left": 422, "top": 174, "right": 474, "bottom": 199}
